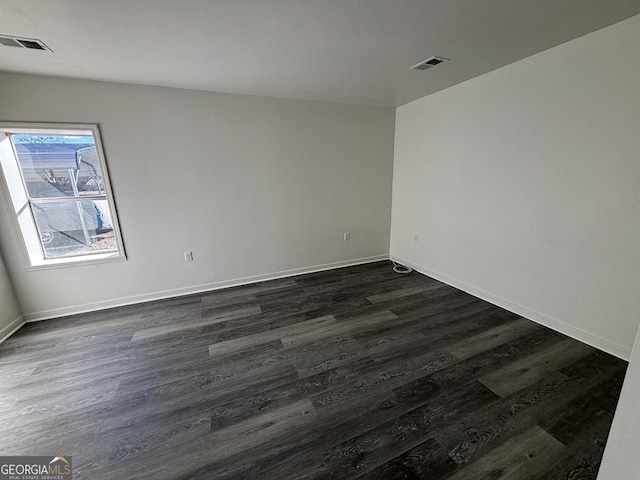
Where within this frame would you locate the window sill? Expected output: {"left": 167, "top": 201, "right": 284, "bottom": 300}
{"left": 25, "top": 252, "right": 127, "bottom": 271}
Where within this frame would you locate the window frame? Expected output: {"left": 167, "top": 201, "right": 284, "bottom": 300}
{"left": 0, "top": 122, "right": 126, "bottom": 269}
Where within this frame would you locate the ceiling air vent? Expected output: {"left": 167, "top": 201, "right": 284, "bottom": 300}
{"left": 410, "top": 56, "right": 448, "bottom": 71}
{"left": 0, "top": 34, "right": 51, "bottom": 51}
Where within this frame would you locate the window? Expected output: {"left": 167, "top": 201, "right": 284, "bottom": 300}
{"left": 0, "top": 123, "right": 125, "bottom": 268}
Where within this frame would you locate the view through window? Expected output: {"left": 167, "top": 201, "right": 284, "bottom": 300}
{"left": 0, "top": 124, "right": 125, "bottom": 266}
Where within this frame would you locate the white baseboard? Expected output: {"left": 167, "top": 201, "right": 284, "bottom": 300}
{"left": 0, "top": 315, "right": 25, "bottom": 344}
{"left": 21, "top": 252, "right": 629, "bottom": 361}
{"left": 391, "top": 255, "right": 631, "bottom": 361}
{"left": 24, "top": 255, "right": 389, "bottom": 323}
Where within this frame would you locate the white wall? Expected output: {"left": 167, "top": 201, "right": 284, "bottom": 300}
{"left": 0, "top": 73, "right": 395, "bottom": 319}
{"left": 391, "top": 14, "right": 640, "bottom": 359}
{"left": 0, "top": 249, "right": 22, "bottom": 341}
{"left": 599, "top": 321, "right": 640, "bottom": 479}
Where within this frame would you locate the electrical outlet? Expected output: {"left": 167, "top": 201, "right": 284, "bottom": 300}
{"left": 344, "top": 232, "right": 350, "bottom": 241}
{"left": 184, "top": 251, "right": 193, "bottom": 262}
{"left": 414, "top": 234, "right": 419, "bottom": 243}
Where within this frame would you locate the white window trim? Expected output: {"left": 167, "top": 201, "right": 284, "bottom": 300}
{"left": 0, "top": 122, "right": 126, "bottom": 269}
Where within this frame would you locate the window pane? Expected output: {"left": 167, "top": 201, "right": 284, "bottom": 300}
{"left": 13, "top": 135, "right": 106, "bottom": 198}
{"left": 32, "top": 199, "right": 117, "bottom": 258}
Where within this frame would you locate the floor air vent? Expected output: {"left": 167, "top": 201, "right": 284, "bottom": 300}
{"left": 410, "top": 56, "right": 448, "bottom": 71}
{"left": 0, "top": 34, "right": 51, "bottom": 51}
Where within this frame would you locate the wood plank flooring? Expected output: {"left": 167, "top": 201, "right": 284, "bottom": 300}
{"left": 0, "top": 261, "right": 627, "bottom": 479}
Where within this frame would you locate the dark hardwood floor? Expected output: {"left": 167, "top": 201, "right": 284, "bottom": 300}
{"left": 0, "top": 261, "right": 626, "bottom": 479}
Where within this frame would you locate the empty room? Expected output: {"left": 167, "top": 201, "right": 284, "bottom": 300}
{"left": 1, "top": 1, "right": 640, "bottom": 479}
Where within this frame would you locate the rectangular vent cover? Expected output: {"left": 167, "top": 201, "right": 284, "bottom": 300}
{"left": 0, "top": 34, "right": 51, "bottom": 51}
{"left": 410, "top": 56, "right": 448, "bottom": 71}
